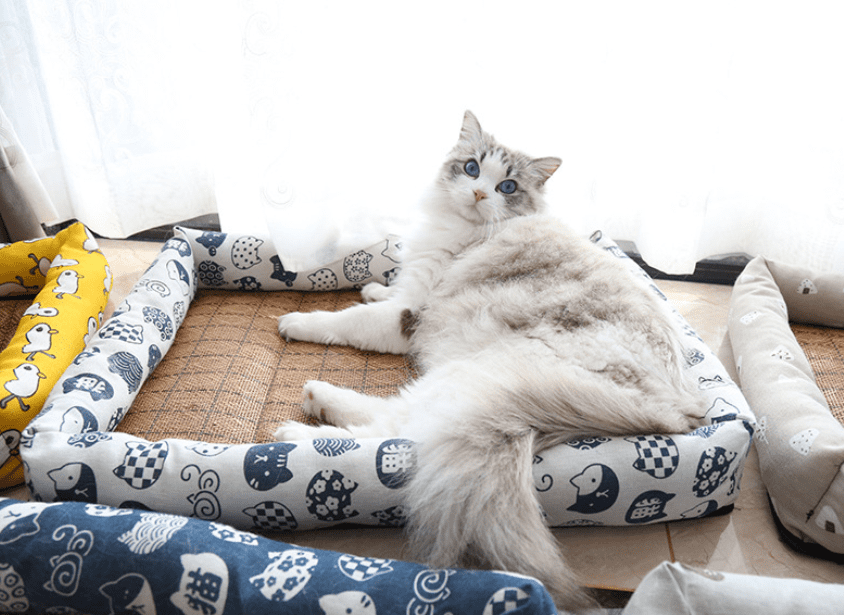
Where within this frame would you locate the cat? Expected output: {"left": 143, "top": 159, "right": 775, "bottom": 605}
{"left": 275, "top": 110, "right": 706, "bottom": 611}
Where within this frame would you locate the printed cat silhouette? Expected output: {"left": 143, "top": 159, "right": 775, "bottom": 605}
{"left": 49, "top": 462, "right": 98, "bottom": 502}
{"left": 243, "top": 443, "right": 296, "bottom": 491}
{"left": 100, "top": 573, "right": 155, "bottom": 615}
{"left": 0, "top": 501, "right": 52, "bottom": 544}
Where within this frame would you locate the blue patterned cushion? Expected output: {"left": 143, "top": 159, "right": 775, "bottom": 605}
{"left": 0, "top": 496, "right": 556, "bottom": 614}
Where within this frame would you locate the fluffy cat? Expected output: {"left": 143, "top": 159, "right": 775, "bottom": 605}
{"left": 275, "top": 111, "right": 705, "bottom": 610}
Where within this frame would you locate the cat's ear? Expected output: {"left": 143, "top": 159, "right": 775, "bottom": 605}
{"left": 459, "top": 110, "right": 483, "bottom": 143}
{"left": 529, "top": 157, "right": 562, "bottom": 186}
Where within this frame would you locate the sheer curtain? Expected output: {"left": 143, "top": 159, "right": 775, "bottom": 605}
{"left": 0, "top": 1, "right": 241, "bottom": 239}
{"left": 1, "top": 1, "right": 842, "bottom": 274}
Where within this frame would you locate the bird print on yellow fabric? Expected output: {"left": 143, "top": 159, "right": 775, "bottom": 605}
{"left": 1, "top": 363, "right": 47, "bottom": 411}
{"left": 52, "top": 270, "right": 83, "bottom": 299}
{"left": 22, "top": 323, "right": 59, "bottom": 361}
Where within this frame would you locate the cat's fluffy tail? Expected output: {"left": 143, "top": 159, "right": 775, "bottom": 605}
{"left": 401, "top": 355, "right": 705, "bottom": 611}
{"left": 403, "top": 417, "right": 596, "bottom": 612}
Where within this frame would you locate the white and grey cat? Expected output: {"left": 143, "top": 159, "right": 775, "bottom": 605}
{"left": 275, "top": 111, "right": 705, "bottom": 610}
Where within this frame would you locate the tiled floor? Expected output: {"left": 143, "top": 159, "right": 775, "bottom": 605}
{"left": 4, "top": 238, "right": 843, "bottom": 593}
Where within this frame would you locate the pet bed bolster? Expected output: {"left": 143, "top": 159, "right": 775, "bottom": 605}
{"left": 0, "top": 222, "right": 110, "bottom": 487}
{"left": 729, "top": 255, "right": 844, "bottom": 554}
{"left": 21, "top": 227, "right": 755, "bottom": 532}
{"left": 0, "top": 495, "right": 556, "bottom": 614}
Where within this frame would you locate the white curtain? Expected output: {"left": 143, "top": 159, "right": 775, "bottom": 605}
{"left": 0, "top": 1, "right": 241, "bottom": 239}
{"left": 1, "top": 1, "right": 842, "bottom": 274}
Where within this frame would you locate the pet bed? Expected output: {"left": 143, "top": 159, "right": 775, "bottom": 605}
{"left": 21, "top": 227, "right": 755, "bottom": 533}
{"left": 0, "top": 496, "right": 555, "bottom": 614}
{"left": 0, "top": 222, "right": 110, "bottom": 487}
{"left": 728, "top": 256, "right": 844, "bottom": 554}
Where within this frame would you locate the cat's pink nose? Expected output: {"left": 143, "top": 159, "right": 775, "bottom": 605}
{"left": 474, "top": 189, "right": 487, "bottom": 202}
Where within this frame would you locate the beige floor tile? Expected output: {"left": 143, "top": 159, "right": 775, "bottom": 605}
{"left": 669, "top": 445, "right": 844, "bottom": 584}
{"left": 555, "top": 524, "right": 674, "bottom": 591}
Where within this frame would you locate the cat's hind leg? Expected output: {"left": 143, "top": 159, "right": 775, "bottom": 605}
{"left": 273, "top": 420, "right": 359, "bottom": 441}
{"left": 273, "top": 380, "right": 407, "bottom": 441}
{"left": 273, "top": 418, "right": 401, "bottom": 441}
{"left": 301, "top": 380, "right": 394, "bottom": 428}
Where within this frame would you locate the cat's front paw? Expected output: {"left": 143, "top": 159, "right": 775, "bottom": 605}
{"left": 278, "top": 311, "right": 339, "bottom": 345}
{"left": 273, "top": 420, "right": 320, "bottom": 441}
{"left": 277, "top": 312, "right": 313, "bottom": 342}
{"left": 361, "top": 282, "right": 394, "bottom": 303}
{"left": 272, "top": 419, "right": 355, "bottom": 441}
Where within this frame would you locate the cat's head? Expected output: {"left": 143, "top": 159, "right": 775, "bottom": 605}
{"left": 434, "top": 111, "right": 561, "bottom": 224}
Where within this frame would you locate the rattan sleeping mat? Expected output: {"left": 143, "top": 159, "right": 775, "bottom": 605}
{"left": 113, "top": 290, "right": 416, "bottom": 444}
{"left": 6, "top": 296, "right": 841, "bottom": 437}
{"left": 0, "top": 298, "right": 31, "bottom": 347}
{"left": 792, "top": 324, "right": 844, "bottom": 424}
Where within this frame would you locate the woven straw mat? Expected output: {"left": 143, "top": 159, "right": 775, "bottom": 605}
{"left": 792, "top": 324, "right": 844, "bottom": 423}
{"left": 113, "top": 290, "right": 417, "bottom": 443}
{"left": 4, "top": 296, "right": 843, "bottom": 436}
{"left": 0, "top": 291, "right": 415, "bottom": 444}
{"left": 0, "top": 297, "right": 31, "bottom": 349}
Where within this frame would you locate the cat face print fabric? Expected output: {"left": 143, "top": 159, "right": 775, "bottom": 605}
{"left": 21, "top": 227, "right": 754, "bottom": 532}
{"left": 0, "top": 496, "right": 556, "bottom": 614}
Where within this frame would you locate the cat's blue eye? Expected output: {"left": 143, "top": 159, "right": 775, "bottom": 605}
{"left": 464, "top": 160, "right": 480, "bottom": 178}
{"left": 497, "top": 179, "right": 517, "bottom": 194}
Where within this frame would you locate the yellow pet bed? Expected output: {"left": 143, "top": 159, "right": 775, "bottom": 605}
{"left": 0, "top": 222, "right": 111, "bottom": 486}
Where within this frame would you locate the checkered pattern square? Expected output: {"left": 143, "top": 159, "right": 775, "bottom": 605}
{"left": 339, "top": 555, "right": 393, "bottom": 581}
{"left": 248, "top": 501, "right": 298, "bottom": 531}
{"left": 486, "top": 588, "right": 530, "bottom": 615}
{"left": 629, "top": 435, "right": 680, "bottom": 479}
{"left": 114, "top": 442, "right": 168, "bottom": 489}
{"left": 99, "top": 320, "right": 144, "bottom": 344}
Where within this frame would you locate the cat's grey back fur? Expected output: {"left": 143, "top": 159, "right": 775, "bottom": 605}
{"left": 416, "top": 215, "right": 687, "bottom": 373}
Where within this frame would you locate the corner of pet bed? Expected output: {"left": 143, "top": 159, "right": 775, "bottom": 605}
{"left": 729, "top": 255, "right": 844, "bottom": 555}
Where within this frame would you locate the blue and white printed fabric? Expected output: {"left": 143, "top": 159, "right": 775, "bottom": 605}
{"left": 21, "top": 227, "right": 755, "bottom": 531}
{"left": 185, "top": 228, "right": 403, "bottom": 291}
{"left": 0, "top": 496, "right": 557, "bottom": 614}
